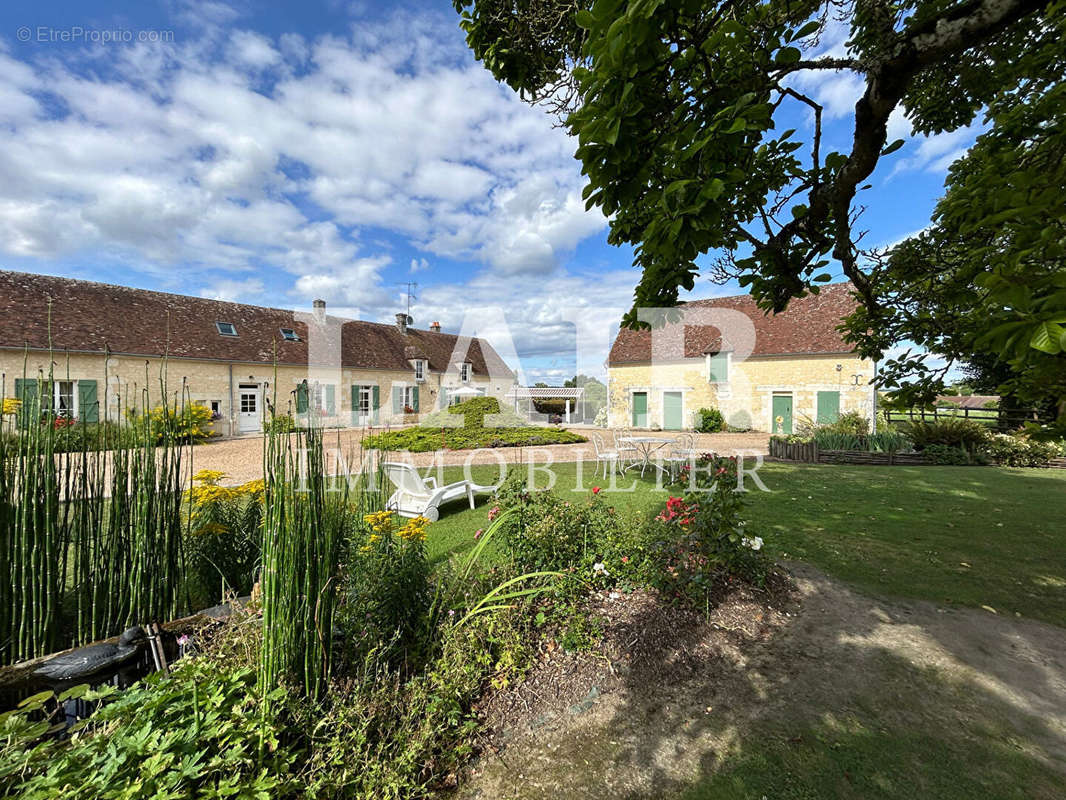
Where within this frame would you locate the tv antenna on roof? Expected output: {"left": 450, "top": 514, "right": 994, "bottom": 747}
{"left": 401, "top": 281, "right": 418, "bottom": 317}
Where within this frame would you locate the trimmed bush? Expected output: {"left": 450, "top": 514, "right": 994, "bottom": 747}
{"left": 694, "top": 407, "right": 725, "bottom": 433}
{"left": 364, "top": 424, "right": 585, "bottom": 452}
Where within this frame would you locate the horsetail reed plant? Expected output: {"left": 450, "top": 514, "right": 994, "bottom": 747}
{"left": 259, "top": 382, "right": 353, "bottom": 702}
{"left": 0, "top": 346, "right": 193, "bottom": 665}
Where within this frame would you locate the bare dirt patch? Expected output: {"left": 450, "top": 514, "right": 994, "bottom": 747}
{"left": 457, "top": 563, "right": 1066, "bottom": 799}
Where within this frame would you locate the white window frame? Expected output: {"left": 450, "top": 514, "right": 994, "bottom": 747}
{"left": 216, "top": 321, "right": 238, "bottom": 336}
{"left": 460, "top": 362, "right": 471, "bottom": 383}
{"left": 54, "top": 380, "right": 78, "bottom": 418}
{"left": 414, "top": 360, "right": 426, "bottom": 381}
{"left": 279, "top": 327, "right": 300, "bottom": 341}
{"left": 402, "top": 386, "right": 416, "bottom": 410}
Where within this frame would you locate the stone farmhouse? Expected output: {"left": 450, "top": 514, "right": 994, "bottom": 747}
{"left": 0, "top": 271, "right": 515, "bottom": 436}
{"left": 606, "top": 283, "right": 876, "bottom": 433}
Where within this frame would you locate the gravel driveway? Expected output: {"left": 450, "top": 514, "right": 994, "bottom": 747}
{"left": 189, "top": 428, "right": 770, "bottom": 487}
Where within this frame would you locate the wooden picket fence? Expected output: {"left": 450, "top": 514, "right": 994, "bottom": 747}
{"left": 769, "top": 437, "right": 925, "bottom": 466}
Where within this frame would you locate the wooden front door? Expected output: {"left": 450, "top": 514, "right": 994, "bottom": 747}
{"left": 772, "top": 394, "right": 793, "bottom": 434}
{"left": 663, "top": 391, "right": 683, "bottom": 430}
{"left": 632, "top": 392, "right": 648, "bottom": 427}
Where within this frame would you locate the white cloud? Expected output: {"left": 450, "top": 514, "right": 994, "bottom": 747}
{"left": 199, "top": 277, "right": 266, "bottom": 302}
{"left": 410, "top": 258, "right": 429, "bottom": 273}
{"left": 0, "top": 10, "right": 605, "bottom": 291}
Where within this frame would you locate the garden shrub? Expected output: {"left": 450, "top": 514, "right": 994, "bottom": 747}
{"left": 491, "top": 470, "right": 647, "bottom": 591}
{"left": 340, "top": 511, "right": 432, "bottom": 668}
{"left": 922, "top": 444, "right": 985, "bottom": 465}
{"left": 593, "top": 407, "right": 608, "bottom": 427}
{"left": 651, "top": 455, "right": 771, "bottom": 600}
{"left": 263, "top": 412, "right": 296, "bottom": 434}
{"left": 451, "top": 396, "right": 501, "bottom": 428}
{"left": 898, "top": 417, "right": 990, "bottom": 454}
{"left": 823, "top": 410, "right": 870, "bottom": 436}
{"left": 982, "top": 433, "right": 1061, "bottom": 467}
{"left": 183, "top": 469, "right": 264, "bottom": 609}
{"left": 128, "top": 402, "right": 215, "bottom": 444}
{"left": 364, "top": 424, "right": 585, "bottom": 452}
{"left": 694, "top": 406, "right": 725, "bottom": 433}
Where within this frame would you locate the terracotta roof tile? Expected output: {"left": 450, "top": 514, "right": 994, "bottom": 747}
{"left": 608, "top": 283, "right": 858, "bottom": 364}
{"left": 0, "top": 270, "right": 512, "bottom": 378}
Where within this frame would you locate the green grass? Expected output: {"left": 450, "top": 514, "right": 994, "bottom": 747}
{"left": 425, "top": 461, "right": 1066, "bottom": 626}
{"left": 679, "top": 656, "right": 1066, "bottom": 800}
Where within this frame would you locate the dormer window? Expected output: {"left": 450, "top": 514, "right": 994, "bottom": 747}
{"left": 216, "top": 321, "right": 238, "bottom": 337}
{"left": 414, "top": 360, "right": 426, "bottom": 381}
{"left": 280, "top": 328, "right": 300, "bottom": 341}
{"left": 460, "top": 362, "right": 471, "bottom": 382}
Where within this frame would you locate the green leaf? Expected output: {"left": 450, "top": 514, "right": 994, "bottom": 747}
{"left": 58, "top": 684, "right": 90, "bottom": 702}
{"left": 1029, "top": 322, "right": 1065, "bottom": 354}
{"left": 881, "top": 139, "right": 905, "bottom": 156}
{"left": 18, "top": 690, "right": 54, "bottom": 709}
{"left": 776, "top": 47, "right": 802, "bottom": 64}
{"left": 726, "top": 118, "right": 747, "bottom": 134}
{"left": 794, "top": 20, "right": 822, "bottom": 39}
{"left": 574, "top": 10, "right": 596, "bottom": 30}
{"left": 605, "top": 118, "right": 621, "bottom": 145}
{"left": 704, "top": 178, "right": 725, "bottom": 200}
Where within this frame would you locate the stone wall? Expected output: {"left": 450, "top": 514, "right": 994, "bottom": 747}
{"left": 607, "top": 353, "right": 874, "bottom": 432}
{"left": 1, "top": 348, "right": 510, "bottom": 436}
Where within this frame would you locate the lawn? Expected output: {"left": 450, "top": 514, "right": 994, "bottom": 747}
{"left": 425, "top": 460, "right": 1066, "bottom": 626}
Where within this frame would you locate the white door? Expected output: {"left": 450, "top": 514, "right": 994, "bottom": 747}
{"left": 238, "top": 385, "right": 261, "bottom": 433}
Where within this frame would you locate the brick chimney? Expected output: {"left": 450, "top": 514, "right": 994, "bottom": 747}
{"left": 395, "top": 312, "right": 409, "bottom": 335}
{"left": 430, "top": 321, "right": 441, "bottom": 332}
{"left": 312, "top": 298, "right": 326, "bottom": 322}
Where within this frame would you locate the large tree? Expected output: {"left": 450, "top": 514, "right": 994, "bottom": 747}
{"left": 453, "top": 0, "right": 1063, "bottom": 341}
{"left": 846, "top": 44, "right": 1066, "bottom": 417}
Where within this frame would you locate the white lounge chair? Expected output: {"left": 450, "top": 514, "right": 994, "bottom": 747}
{"left": 381, "top": 462, "right": 491, "bottom": 522}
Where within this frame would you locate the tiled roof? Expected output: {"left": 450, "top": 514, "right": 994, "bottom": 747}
{"left": 0, "top": 270, "right": 512, "bottom": 378}
{"left": 936, "top": 395, "right": 999, "bottom": 409}
{"left": 608, "top": 283, "right": 858, "bottom": 365}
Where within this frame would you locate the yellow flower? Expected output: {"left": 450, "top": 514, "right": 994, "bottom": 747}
{"left": 238, "top": 478, "right": 266, "bottom": 496}
{"left": 192, "top": 469, "right": 228, "bottom": 486}
{"left": 364, "top": 510, "right": 396, "bottom": 535}
{"left": 397, "top": 516, "right": 429, "bottom": 542}
{"left": 192, "top": 522, "right": 231, "bottom": 536}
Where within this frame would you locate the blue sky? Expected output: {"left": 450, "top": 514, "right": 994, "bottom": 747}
{"left": 0, "top": 0, "right": 972, "bottom": 383}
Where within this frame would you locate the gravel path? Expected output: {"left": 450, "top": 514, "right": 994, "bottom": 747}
{"left": 189, "top": 429, "right": 770, "bottom": 487}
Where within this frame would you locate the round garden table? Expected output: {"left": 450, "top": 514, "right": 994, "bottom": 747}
{"left": 619, "top": 436, "right": 677, "bottom": 477}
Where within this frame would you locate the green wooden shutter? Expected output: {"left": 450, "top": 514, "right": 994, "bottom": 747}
{"left": 296, "top": 382, "right": 309, "bottom": 413}
{"left": 351, "top": 385, "right": 360, "bottom": 426}
{"left": 325, "top": 384, "right": 336, "bottom": 415}
{"left": 14, "top": 378, "right": 38, "bottom": 430}
{"left": 392, "top": 386, "right": 402, "bottom": 414}
{"left": 371, "top": 386, "right": 380, "bottom": 424}
{"left": 816, "top": 391, "right": 840, "bottom": 424}
{"left": 439, "top": 387, "right": 448, "bottom": 409}
{"left": 708, "top": 352, "right": 729, "bottom": 383}
{"left": 412, "top": 386, "right": 419, "bottom": 413}
{"left": 77, "top": 379, "right": 99, "bottom": 423}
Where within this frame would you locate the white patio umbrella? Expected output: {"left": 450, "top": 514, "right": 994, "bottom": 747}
{"left": 449, "top": 385, "right": 484, "bottom": 398}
